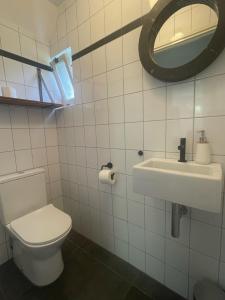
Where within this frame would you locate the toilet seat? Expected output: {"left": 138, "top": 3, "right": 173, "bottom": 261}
{"left": 9, "top": 204, "right": 72, "bottom": 246}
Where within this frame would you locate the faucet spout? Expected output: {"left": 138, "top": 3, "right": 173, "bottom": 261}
{"left": 178, "top": 138, "right": 187, "bottom": 163}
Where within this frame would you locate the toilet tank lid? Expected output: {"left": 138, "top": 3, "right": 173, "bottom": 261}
{"left": 0, "top": 168, "right": 45, "bottom": 184}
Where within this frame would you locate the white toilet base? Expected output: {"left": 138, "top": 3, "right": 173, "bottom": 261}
{"left": 12, "top": 237, "right": 65, "bottom": 286}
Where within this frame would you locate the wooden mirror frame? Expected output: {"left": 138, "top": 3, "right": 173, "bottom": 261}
{"left": 139, "top": 0, "right": 225, "bottom": 82}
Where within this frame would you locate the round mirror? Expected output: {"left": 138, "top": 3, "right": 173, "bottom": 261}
{"left": 153, "top": 4, "right": 218, "bottom": 68}
{"left": 139, "top": 0, "right": 225, "bottom": 82}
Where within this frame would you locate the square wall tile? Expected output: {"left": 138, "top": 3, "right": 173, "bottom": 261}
{"left": 129, "top": 223, "right": 145, "bottom": 251}
{"left": 114, "top": 218, "right": 128, "bottom": 242}
{"left": 32, "top": 148, "right": 47, "bottom": 167}
{"left": 129, "top": 245, "right": 145, "bottom": 272}
{"left": 86, "top": 148, "right": 98, "bottom": 169}
{"left": 3, "top": 58, "right": 24, "bottom": 84}
{"left": 80, "top": 54, "right": 93, "bottom": 80}
{"left": 0, "top": 105, "right": 11, "bottom": 129}
{"left": 92, "top": 46, "right": 106, "bottom": 76}
{"left": 123, "top": 28, "right": 141, "bottom": 65}
{"left": 83, "top": 103, "right": 95, "bottom": 125}
{"left": 84, "top": 126, "right": 97, "bottom": 147}
{"left": 89, "top": 0, "right": 104, "bottom": 15}
{"left": 0, "top": 152, "right": 16, "bottom": 175}
{"left": 124, "top": 61, "right": 142, "bottom": 94}
{"left": 109, "top": 124, "right": 125, "bottom": 149}
{"left": 167, "top": 82, "right": 194, "bottom": 119}
{"left": 20, "top": 35, "right": 37, "bottom": 60}
{"left": 12, "top": 129, "right": 31, "bottom": 150}
{"left": 0, "top": 129, "right": 13, "bottom": 152}
{"left": 45, "top": 129, "right": 58, "bottom": 147}
{"left": 10, "top": 106, "right": 29, "bottom": 128}
{"left": 145, "top": 230, "right": 165, "bottom": 261}
{"left": 106, "top": 38, "right": 123, "bottom": 70}
{"left": 165, "top": 239, "right": 189, "bottom": 273}
{"left": 190, "top": 220, "right": 221, "bottom": 259}
{"left": 144, "top": 87, "right": 166, "bottom": 121}
{"left": 78, "top": 21, "right": 91, "bottom": 50}
{"left": 122, "top": 0, "right": 142, "bottom": 26}
{"left": 113, "top": 195, "right": 127, "bottom": 220}
{"left": 107, "top": 68, "right": 123, "bottom": 98}
{"left": 15, "top": 149, "right": 33, "bottom": 171}
{"left": 30, "top": 129, "right": 45, "bottom": 148}
{"left": 128, "top": 200, "right": 145, "bottom": 228}
{"left": 126, "top": 175, "right": 144, "bottom": 203}
{"left": 126, "top": 149, "right": 143, "bottom": 175}
{"left": 145, "top": 206, "right": 165, "bottom": 236}
{"left": 144, "top": 121, "right": 166, "bottom": 151}
{"left": 0, "top": 26, "right": 21, "bottom": 55}
{"left": 96, "top": 125, "right": 110, "bottom": 148}
{"left": 124, "top": 92, "right": 143, "bottom": 122}
{"left": 125, "top": 122, "right": 143, "bottom": 150}
{"left": 111, "top": 149, "right": 126, "bottom": 173}
{"left": 95, "top": 99, "right": 108, "bottom": 125}
{"left": 105, "top": 0, "right": 122, "bottom": 35}
{"left": 77, "top": 0, "right": 90, "bottom": 25}
{"left": 93, "top": 73, "right": 107, "bottom": 100}
{"left": 165, "top": 265, "right": 188, "bottom": 298}
{"left": 115, "top": 238, "right": 129, "bottom": 262}
{"left": 195, "top": 74, "right": 225, "bottom": 117}
{"left": 90, "top": 9, "right": 105, "bottom": 43}
{"left": 108, "top": 96, "right": 124, "bottom": 124}
{"left": 143, "top": 69, "right": 165, "bottom": 91}
{"left": 146, "top": 254, "right": 165, "bottom": 284}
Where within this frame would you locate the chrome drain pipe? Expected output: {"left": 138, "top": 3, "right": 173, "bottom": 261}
{"left": 171, "top": 203, "right": 188, "bottom": 238}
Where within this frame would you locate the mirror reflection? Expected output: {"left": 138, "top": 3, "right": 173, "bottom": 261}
{"left": 153, "top": 4, "right": 218, "bottom": 68}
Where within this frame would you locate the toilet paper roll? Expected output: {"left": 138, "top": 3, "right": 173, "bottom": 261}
{"left": 2, "top": 86, "right": 17, "bottom": 98}
{"left": 0, "top": 87, "right": 2, "bottom": 97}
{"left": 99, "top": 169, "right": 116, "bottom": 185}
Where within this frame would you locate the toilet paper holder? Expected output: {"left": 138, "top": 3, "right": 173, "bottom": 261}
{"left": 100, "top": 162, "right": 115, "bottom": 180}
{"left": 101, "top": 162, "right": 113, "bottom": 170}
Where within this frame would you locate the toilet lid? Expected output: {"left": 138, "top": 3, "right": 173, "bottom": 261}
{"left": 10, "top": 204, "right": 72, "bottom": 246}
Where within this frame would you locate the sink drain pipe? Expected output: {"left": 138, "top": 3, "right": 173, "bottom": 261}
{"left": 171, "top": 203, "right": 188, "bottom": 238}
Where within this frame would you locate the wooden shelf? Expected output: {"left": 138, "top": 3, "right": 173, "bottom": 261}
{"left": 0, "top": 96, "right": 63, "bottom": 108}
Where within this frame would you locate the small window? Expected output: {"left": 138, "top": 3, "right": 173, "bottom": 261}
{"left": 51, "top": 48, "right": 74, "bottom": 104}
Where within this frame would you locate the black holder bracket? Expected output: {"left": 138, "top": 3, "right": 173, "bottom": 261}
{"left": 101, "top": 162, "right": 113, "bottom": 170}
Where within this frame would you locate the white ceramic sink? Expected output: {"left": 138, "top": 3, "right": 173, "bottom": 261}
{"left": 133, "top": 158, "right": 223, "bottom": 213}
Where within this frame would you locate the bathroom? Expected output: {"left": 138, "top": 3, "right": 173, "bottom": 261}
{"left": 0, "top": 0, "right": 224, "bottom": 299}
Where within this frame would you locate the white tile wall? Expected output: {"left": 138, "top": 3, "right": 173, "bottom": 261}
{"left": 53, "top": 0, "right": 225, "bottom": 299}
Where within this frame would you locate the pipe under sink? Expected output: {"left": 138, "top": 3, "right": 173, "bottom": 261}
{"left": 171, "top": 203, "right": 188, "bottom": 238}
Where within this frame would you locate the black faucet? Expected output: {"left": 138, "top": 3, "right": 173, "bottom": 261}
{"left": 178, "top": 138, "right": 187, "bottom": 162}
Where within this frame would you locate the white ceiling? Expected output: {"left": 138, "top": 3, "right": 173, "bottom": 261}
{"left": 48, "top": 0, "right": 65, "bottom": 6}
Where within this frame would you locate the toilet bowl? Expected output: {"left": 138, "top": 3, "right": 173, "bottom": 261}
{"left": 7, "top": 204, "right": 72, "bottom": 286}
{"left": 0, "top": 168, "right": 72, "bottom": 286}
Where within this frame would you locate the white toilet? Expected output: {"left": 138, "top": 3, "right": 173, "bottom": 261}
{"left": 0, "top": 168, "right": 72, "bottom": 286}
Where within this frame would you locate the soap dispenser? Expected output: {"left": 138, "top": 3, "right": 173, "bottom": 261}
{"left": 195, "top": 130, "right": 211, "bottom": 165}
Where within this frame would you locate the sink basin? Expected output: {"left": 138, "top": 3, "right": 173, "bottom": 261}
{"left": 133, "top": 159, "right": 223, "bottom": 213}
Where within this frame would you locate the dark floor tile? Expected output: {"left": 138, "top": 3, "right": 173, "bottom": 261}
{"left": 62, "top": 239, "right": 79, "bottom": 262}
{"left": 83, "top": 240, "right": 140, "bottom": 283}
{"left": 39, "top": 248, "right": 130, "bottom": 300}
{"left": 0, "top": 260, "right": 32, "bottom": 300}
{"left": 19, "top": 289, "right": 47, "bottom": 300}
{"left": 67, "top": 230, "right": 90, "bottom": 249}
{"left": 39, "top": 248, "right": 99, "bottom": 299}
{"left": 0, "top": 288, "right": 6, "bottom": 300}
{"left": 134, "top": 272, "right": 185, "bottom": 300}
{"left": 76, "top": 263, "right": 130, "bottom": 300}
{"left": 125, "top": 287, "right": 154, "bottom": 300}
